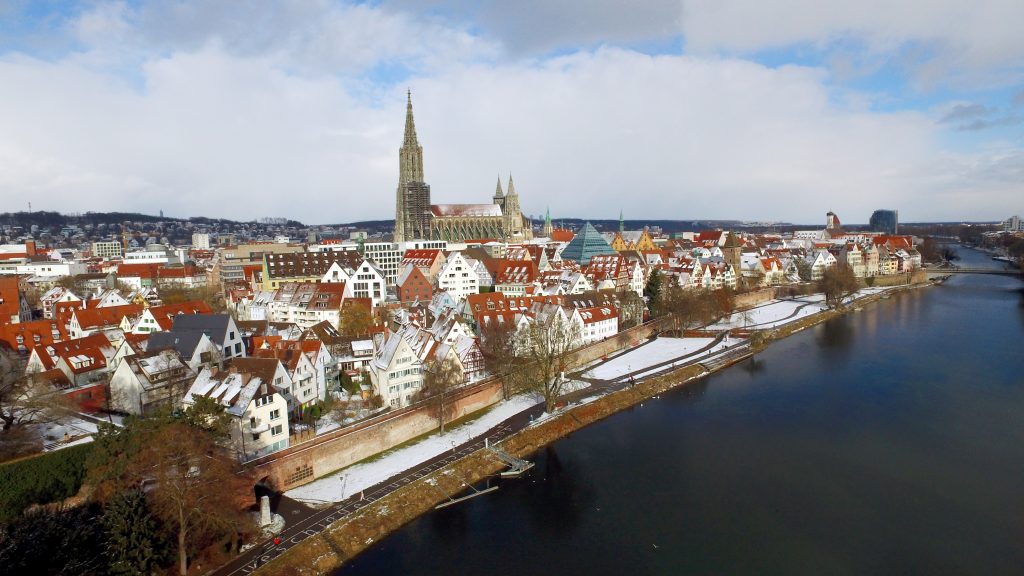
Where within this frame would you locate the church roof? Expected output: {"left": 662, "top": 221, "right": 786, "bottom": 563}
{"left": 560, "top": 222, "right": 616, "bottom": 265}
{"left": 431, "top": 204, "right": 502, "bottom": 217}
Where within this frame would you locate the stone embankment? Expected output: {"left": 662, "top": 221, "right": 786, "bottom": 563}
{"left": 253, "top": 280, "right": 933, "bottom": 575}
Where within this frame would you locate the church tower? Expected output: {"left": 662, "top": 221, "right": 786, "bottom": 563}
{"left": 504, "top": 174, "right": 524, "bottom": 238}
{"left": 542, "top": 206, "right": 553, "bottom": 237}
{"left": 394, "top": 91, "right": 431, "bottom": 242}
{"left": 493, "top": 176, "right": 505, "bottom": 211}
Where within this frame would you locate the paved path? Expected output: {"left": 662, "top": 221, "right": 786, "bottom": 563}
{"left": 213, "top": 405, "right": 543, "bottom": 576}
{"left": 213, "top": 333, "right": 748, "bottom": 576}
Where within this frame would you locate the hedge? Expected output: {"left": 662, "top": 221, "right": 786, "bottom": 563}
{"left": 0, "top": 443, "right": 93, "bottom": 524}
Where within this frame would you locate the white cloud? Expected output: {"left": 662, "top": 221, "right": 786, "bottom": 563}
{"left": 681, "top": 0, "right": 1024, "bottom": 89}
{"left": 0, "top": 1, "right": 1019, "bottom": 224}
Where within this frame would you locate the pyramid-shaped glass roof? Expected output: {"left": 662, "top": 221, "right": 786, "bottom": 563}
{"left": 560, "top": 222, "right": 616, "bottom": 265}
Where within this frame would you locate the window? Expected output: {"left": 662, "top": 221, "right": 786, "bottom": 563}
{"left": 271, "top": 424, "right": 283, "bottom": 436}
{"left": 270, "top": 409, "right": 280, "bottom": 420}
{"left": 252, "top": 433, "right": 261, "bottom": 441}
{"left": 234, "top": 343, "right": 242, "bottom": 354}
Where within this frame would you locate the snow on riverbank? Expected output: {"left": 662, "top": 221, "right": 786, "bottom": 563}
{"left": 585, "top": 338, "right": 715, "bottom": 381}
{"left": 286, "top": 393, "right": 542, "bottom": 504}
{"left": 711, "top": 288, "right": 892, "bottom": 330}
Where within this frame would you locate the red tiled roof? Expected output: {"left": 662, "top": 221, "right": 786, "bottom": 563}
{"left": 579, "top": 305, "right": 618, "bottom": 324}
{"left": 0, "top": 319, "right": 66, "bottom": 352}
{"left": 0, "top": 276, "right": 25, "bottom": 322}
{"left": 550, "top": 229, "right": 575, "bottom": 242}
{"left": 146, "top": 300, "right": 214, "bottom": 330}
{"left": 117, "top": 263, "right": 163, "bottom": 279}
{"left": 495, "top": 260, "right": 538, "bottom": 285}
{"left": 72, "top": 304, "right": 143, "bottom": 331}
{"left": 30, "top": 333, "right": 112, "bottom": 371}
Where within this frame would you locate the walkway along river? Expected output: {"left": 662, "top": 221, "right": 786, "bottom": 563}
{"left": 338, "top": 247, "right": 1024, "bottom": 576}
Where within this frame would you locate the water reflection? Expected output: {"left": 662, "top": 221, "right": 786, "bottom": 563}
{"left": 522, "top": 447, "right": 592, "bottom": 534}
{"left": 740, "top": 356, "right": 767, "bottom": 377}
{"left": 340, "top": 245, "right": 1024, "bottom": 576}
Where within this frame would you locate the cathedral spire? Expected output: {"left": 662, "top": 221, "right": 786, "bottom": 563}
{"left": 507, "top": 173, "right": 517, "bottom": 196}
{"left": 403, "top": 89, "right": 419, "bottom": 147}
{"left": 495, "top": 175, "right": 504, "bottom": 197}
{"left": 619, "top": 209, "right": 624, "bottom": 233}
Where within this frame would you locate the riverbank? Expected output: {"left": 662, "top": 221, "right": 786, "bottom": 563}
{"left": 252, "top": 280, "right": 935, "bottom": 575}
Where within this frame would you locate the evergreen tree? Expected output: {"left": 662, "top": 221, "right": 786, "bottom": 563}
{"left": 644, "top": 268, "right": 662, "bottom": 310}
{"left": 101, "top": 490, "right": 170, "bottom": 576}
{"left": 0, "top": 504, "right": 104, "bottom": 575}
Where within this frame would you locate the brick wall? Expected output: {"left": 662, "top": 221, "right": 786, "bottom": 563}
{"left": 252, "top": 377, "right": 504, "bottom": 491}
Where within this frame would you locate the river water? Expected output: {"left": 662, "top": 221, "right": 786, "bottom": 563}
{"left": 340, "top": 247, "right": 1024, "bottom": 576}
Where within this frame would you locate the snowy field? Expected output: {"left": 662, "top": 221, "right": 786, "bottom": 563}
{"left": 711, "top": 287, "right": 894, "bottom": 330}
{"left": 584, "top": 338, "right": 715, "bottom": 381}
{"left": 286, "top": 393, "right": 542, "bottom": 504}
{"left": 711, "top": 299, "right": 827, "bottom": 330}
{"left": 40, "top": 417, "right": 99, "bottom": 451}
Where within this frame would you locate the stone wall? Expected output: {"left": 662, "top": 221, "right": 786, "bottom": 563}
{"left": 249, "top": 319, "right": 669, "bottom": 492}
{"left": 252, "top": 378, "right": 504, "bottom": 491}
{"left": 734, "top": 287, "right": 776, "bottom": 309}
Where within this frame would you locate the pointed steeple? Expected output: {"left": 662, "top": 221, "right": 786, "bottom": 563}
{"left": 619, "top": 209, "right": 624, "bottom": 233}
{"left": 507, "top": 174, "right": 517, "bottom": 196}
{"left": 494, "top": 175, "right": 504, "bottom": 197}
{"left": 403, "top": 89, "right": 418, "bottom": 147}
{"left": 542, "top": 206, "right": 553, "bottom": 237}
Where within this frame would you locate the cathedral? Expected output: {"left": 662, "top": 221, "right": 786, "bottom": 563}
{"left": 393, "top": 92, "right": 533, "bottom": 243}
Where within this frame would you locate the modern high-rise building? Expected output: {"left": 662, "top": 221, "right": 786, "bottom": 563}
{"left": 870, "top": 209, "right": 899, "bottom": 235}
{"left": 1002, "top": 215, "right": 1023, "bottom": 232}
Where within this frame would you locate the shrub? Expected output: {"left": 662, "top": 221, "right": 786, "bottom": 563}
{"left": 0, "top": 443, "right": 93, "bottom": 524}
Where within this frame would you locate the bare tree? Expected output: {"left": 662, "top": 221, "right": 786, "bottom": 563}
{"left": 99, "top": 421, "right": 247, "bottom": 576}
{"left": 339, "top": 302, "right": 374, "bottom": 337}
{"left": 478, "top": 320, "right": 525, "bottom": 400}
{"left": 0, "top": 349, "right": 71, "bottom": 459}
{"left": 660, "top": 286, "right": 717, "bottom": 332}
{"left": 618, "top": 291, "right": 646, "bottom": 329}
{"left": 419, "top": 355, "right": 463, "bottom": 434}
{"left": 819, "top": 264, "right": 859, "bottom": 308}
{"left": 519, "top": 311, "right": 581, "bottom": 413}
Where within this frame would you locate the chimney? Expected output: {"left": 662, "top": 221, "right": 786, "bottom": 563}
{"left": 209, "top": 365, "right": 218, "bottom": 377}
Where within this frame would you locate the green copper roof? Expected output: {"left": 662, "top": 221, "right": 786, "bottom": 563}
{"left": 560, "top": 222, "right": 616, "bottom": 265}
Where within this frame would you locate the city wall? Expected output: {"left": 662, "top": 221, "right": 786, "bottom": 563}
{"left": 252, "top": 378, "right": 504, "bottom": 491}
{"left": 249, "top": 318, "right": 669, "bottom": 491}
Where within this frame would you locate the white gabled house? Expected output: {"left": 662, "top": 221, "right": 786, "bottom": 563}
{"left": 579, "top": 305, "right": 619, "bottom": 345}
{"left": 108, "top": 349, "right": 197, "bottom": 416}
{"left": 807, "top": 249, "right": 838, "bottom": 281}
{"left": 369, "top": 327, "right": 425, "bottom": 408}
{"left": 183, "top": 358, "right": 292, "bottom": 460}
{"left": 436, "top": 251, "right": 479, "bottom": 302}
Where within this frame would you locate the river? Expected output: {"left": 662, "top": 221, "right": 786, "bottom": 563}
{"left": 339, "top": 246, "right": 1024, "bottom": 576}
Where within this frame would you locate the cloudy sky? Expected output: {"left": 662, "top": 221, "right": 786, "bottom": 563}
{"left": 1, "top": 1, "right": 1022, "bottom": 225}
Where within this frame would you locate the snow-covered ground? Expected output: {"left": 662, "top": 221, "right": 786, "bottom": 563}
{"left": 560, "top": 379, "right": 591, "bottom": 394}
{"left": 711, "top": 287, "right": 895, "bottom": 330}
{"left": 40, "top": 417, "right": 99, "bottom": 451}
{"left": 711, "top": 299, "right": 827, "bottom": 330}
{"left": 584, "top": 337, "right": 715, "bottom": 381}
{"left": 286, "top": 393, "right": 542, "bottom": 504}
